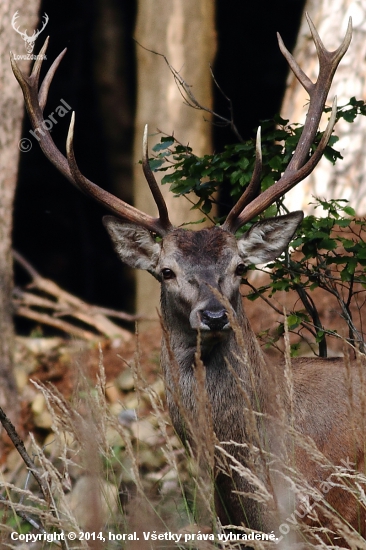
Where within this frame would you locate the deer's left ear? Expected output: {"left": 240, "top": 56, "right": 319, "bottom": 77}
{"left": 237, "top": 211, "right": 303, "bottom": 266}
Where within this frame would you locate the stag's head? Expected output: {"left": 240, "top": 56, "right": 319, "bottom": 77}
{"left": 103, "top": 209, "right": 302, "bottom": 341}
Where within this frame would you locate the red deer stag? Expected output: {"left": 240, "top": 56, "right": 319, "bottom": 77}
{"left": 12, "top": 14, "right": 365, "bottom": 545}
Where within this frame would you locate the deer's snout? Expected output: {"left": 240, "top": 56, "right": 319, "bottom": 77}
{"left": 200, "top": 308, "right": 229, "bottom": 331}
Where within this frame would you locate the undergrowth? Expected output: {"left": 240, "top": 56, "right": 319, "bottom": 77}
{"left": 1, "top": 331, "right": 365, "bottom": 549}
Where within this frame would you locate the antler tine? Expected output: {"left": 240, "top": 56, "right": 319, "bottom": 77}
{"left": 38, "top": 47, "right": 67, "bottom": 111}
{"left": 11, "top": 38, "right": 72, "bottom": 181}
{"left": 223, "top": 127, "right": 262, "bottom": 232}
{"left": 66, "top": 114, "right": 170, "bottom": 235}
{"left": 277, "top": 33, "right": 313, "bottom": 95}
{"left": 11, "top": 39, "right": 173, "bottom": 237}
{"left": 142, "top": 125, "right": 173, "bottom": 232}
{"left": 306, "top": 12, "right": 352, "bottom": 69}
{"left": 224, "top": 14, "right": 352, "bottom": 232}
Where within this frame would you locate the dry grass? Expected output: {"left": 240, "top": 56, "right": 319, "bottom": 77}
{"left": 0, "top": 328, "right": 365, "bottom": 550}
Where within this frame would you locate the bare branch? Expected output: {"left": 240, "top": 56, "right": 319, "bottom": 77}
{"left": 135, "top": 41, "right": 244, "bottom": 142}
{"left": 13, "top": 250, "right": 135, "bottom": 341}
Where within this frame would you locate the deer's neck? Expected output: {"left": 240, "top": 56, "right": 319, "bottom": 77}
{"left": 160, "top": 299, "right": 269, "bottom": 442}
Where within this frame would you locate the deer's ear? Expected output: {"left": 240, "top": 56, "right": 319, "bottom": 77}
{"left": 103, "top": 216, "right": 161, "bottom": 274}
{"left": 237, "top": 211, "right": 303, "bottom": 266}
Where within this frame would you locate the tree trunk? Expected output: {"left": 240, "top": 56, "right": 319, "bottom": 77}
{"left": 0, "top": 0, "right": 41, "bottom": 426}
{"left": 134, "top": 0, "right": 217, "bottom": 316}
{"left": 281, "top": 0, "right": 366, "bottom": 214}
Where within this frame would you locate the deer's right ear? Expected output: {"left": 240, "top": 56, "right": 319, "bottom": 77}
{"left": 103, "top": 216, "right": 161, "bottom": 274}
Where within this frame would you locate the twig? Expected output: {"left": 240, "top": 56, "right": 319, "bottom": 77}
{"left": 155, "top": 128, "right": 196, "bottom": 157}
{"left": 13, "top": 250, "right": 135, "bottom": 341}
{"left": 0, "top": 493, "right": 48, "bottom": 534}
{"left": 0, "top": 408, "right": 67, "bottom": 549}
{"left": 293, "top": 283, "right": 327, "bottom": 358}
{"left": 136, "top": 41, "right": 244, "bottom": 142}
{"left": 0, "top": 407, "right": 47, "bottom": 500}
{"left": 243, "top": 279, "right": 283, "bottom": 316}
{"left": 209, "top": 64, "right": 243, "bottom": 141}
{"left": 15, "top": 305, "right": 97, "bottom": 340}
{"left": 14, "top": 287, "right": 144, "bottom": 322}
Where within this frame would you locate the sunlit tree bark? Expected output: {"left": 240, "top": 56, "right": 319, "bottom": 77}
{"left": 134, "top": 0, "right": 217, "bottom": 316}
{"left": 0, "top": 0, "right": 41, "bottom": 426}
{"left": 281, "top": 0, "right": 366, "bottom": 214}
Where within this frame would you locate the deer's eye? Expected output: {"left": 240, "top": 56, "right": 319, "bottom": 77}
{"left": 235, "top": 263, "right": 246, "bottom": 277}
{"left": 162, "top": 268, "right": 176, "bottom": 280}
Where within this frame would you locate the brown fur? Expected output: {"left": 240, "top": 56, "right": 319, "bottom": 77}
{"left": 167, "top": 227, "right": 229, "bottom": 262}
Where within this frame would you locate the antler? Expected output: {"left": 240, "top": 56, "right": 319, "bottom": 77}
{"left": 11, "top": 38, "right": 173, "bottom": 236}
{"left": 223, "top": 13, "right": 352, "bottom": 233}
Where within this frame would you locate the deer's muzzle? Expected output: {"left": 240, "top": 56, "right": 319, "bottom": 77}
{"left": 199, "top": 308, "right": 229, "bottom": 332}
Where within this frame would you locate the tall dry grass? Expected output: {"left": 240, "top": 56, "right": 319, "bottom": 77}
{"left": 0, "top": 328, "right": 365, "bottom": 550}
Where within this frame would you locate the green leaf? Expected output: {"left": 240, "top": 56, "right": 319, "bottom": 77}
{"left": 149, "top": 158, "right": 166, "bottom": 171}
{"left": 202, "top": 199, "right": 212, "bottom": 214}
{"left": 318, "top": 237, "right": 337, "bottom": 251}
{"left": 290, "top": 344, "right": 301, "bottom": 357}
{"left": 343, "top": 206, "right": 356, "bottom": 216}
{"left": 287, "top": 314, "right": 302, "bottom": 329}
{"left": 268, "top": 156, "right": 283, "bottom": 171}
{"left": 152, "top": 138, "right": 174, "bottom": 152}
{"left": 238, "top": 157, "right": 250, "bottom": 170}
{"left": 337, "top": 218, "right": 351, "bottom": 227}
{"left": 261, "top": 174, "right": 275, "bottom": 190}
{"left": 264, "top": 204, "right": 278, "bottom": 218}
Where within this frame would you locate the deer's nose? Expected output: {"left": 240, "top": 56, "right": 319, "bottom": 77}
{"left": 201, "top": 309, "right": 228, "bottom": 331}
